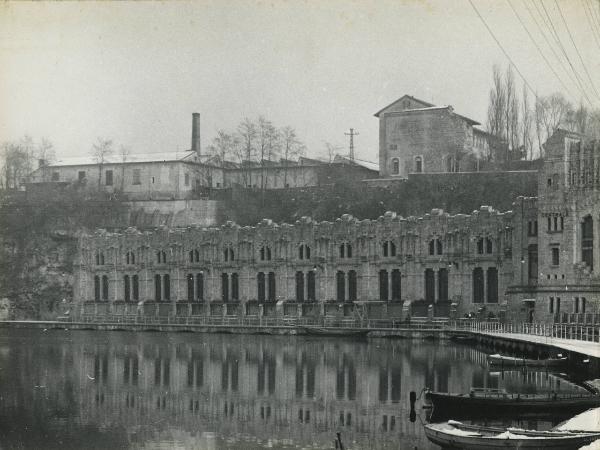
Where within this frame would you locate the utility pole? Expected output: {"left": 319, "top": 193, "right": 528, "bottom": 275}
{"left": 345, "top": 128, "right": 359, "bottom": 161}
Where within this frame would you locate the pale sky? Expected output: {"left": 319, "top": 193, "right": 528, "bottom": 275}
{"left": 0, "top": 0, "right": 598, "bottom": 163}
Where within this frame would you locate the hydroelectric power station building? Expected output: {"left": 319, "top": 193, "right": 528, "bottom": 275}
{"left": 74, "top": 129, "right": 600, "bottom": 323}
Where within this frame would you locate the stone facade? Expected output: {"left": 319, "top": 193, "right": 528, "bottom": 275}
{"left": 376, "top": 95, "right": 489, "bottom": 178}
{"left": 74, "top": 131, "right": 600, "bottom": 324}
{"left": 506, "top": 130, "right": 600, "bottom": 324}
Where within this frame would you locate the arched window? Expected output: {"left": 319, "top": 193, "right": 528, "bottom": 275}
{"left": 429, "top": 239, "right": 442, "bottom": 255}
{"left": 487, "top": 267, "right": 498, "bottom": 303}
{"left": 477, "top": 238, "right": 484, "bottom": 255}
{"left": 414, "top": 156, "right": 423, "bottom": 173}
{"left": 94, "top": 275, "right": 100, "bottom": 302}
{"left": 424, "top": 269, "right": 435, "bottom": 303}
{"left": 391, "top": 269, "right": 401, "bottom": 302}
{"left": 222, "top": 273, "right": 230, "bottom": 302}
{"left": 187, "top": 274, "right": 195, "bottom": 301}
{"left": 195, "top": 249, "right": 200, "bottom": 262}
{"left": 163, "top": 274, "right": 170, "bottom": 301}
{"left": 382, "top": 241, "right": 396, "bottom": 257}
{"left": 438, "top": 268, "right": 448, "bottom": 302}
{"left": 155, "top": 275, "right": 162, "bottom": 301}
{"left": 298, "top": 244, "right": 311, "bottom": 260}
{"left": 196, "top": 273, "right": 204, "bottom": 301}
{"left": 132, "top": 275, "right": 139, "bottom": 301}
{"left": 95, "top": 252, "right": 105, "bottom": 266}
{"left": 124, "top": 275, "right": 131, "bottom": 302}
{"left": 102, "top": 275, "right": 109, "bottom": 301}
{"left": 379, "top": 270, "right": 388, "bottom": 301}
{"left": 125, "top": 251, "right": 135, "bottom": 265}
{"left": 257, "top": 272, "right": 265, "bottom": 302}
{"left": 582, "top": 216, "right": 594, "bottom": 270}
{"left": 231, "top": 273, "right": 239, "bottom": 301}
{"left": 339, "top": 243, "right": 352, "bottom": 258}
{"left": 268, "top": 272, "right": 276, "bottom": 302}
{"left": 295, "top": 271, "right": 305, "bottom": 302}
{"left": 336, "top": 271, "right": 345, "bottom": 302}
{"left": 348, "top": 270, "right": 357, "bottom": 301}
{"left": 260, "top": 246, "right": 272, "bottom": 261}
{"left": 473, "top": 268, "right": 484, "bottom": 303}
{"left": 392, "top": 158, "right": 400, "bottom": 175}
{"left": 157, "top": 251, "right": 167, "bottom": 264}
{"left": 486, "top": 238, "right": 493, "bottom": 254}
{"left": 307, "top": 271, "right": 316, "bottom": 301}
{"left": 189, "top": 250, "right": 194, "bottom": 263}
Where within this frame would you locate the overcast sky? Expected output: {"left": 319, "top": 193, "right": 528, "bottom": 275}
{"left": 0, "top": 0, "right": 598, "bottom": 163}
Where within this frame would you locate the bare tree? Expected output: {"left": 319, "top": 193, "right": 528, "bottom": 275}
{"left": 280, "top": 126, "right": 305, "bottom": 188}
{"left": 91, "top": 138, "right": 114, "bottom": 189}
{"left": 206, "top": 130, "right": 239, "bottom": 165}
{"left": 119, "top": 145, "right": 130, "bottom": 191}
{"left": 486, "top": 65, "right": 506, "bottom": 141}
{"left": 323, "top": 142, "right": 342, "bottom": 163}
{"left": 521, "top": 86, "right": 533, "bottom": 160}
{"left": 236, "top": 118, "right": 257, "bottom": 187}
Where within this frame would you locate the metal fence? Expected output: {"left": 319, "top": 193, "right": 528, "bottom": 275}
{"left": 453, "top": 320, "right": 600, "bottom": 343}
{"left": 72, "top": 314, "right": 450, "bottom": 330}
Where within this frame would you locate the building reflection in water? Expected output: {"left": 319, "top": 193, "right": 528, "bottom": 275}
{"left": 0, "top": 330, "right": 589, "bottom": 449}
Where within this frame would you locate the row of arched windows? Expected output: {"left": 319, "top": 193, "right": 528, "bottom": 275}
{"left": 295, "top": 271, "right": 316, "bottom": 302}
{"left": 472, "top": 267, "right": 498, "bottom": 303}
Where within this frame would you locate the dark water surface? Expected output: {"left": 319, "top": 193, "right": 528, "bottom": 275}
{"left": 0, "top": 329, "right": 588, "bottom": 449}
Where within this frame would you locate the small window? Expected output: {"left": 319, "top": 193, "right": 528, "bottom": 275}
{"left": 184, "top": 173, "right": 190, "bottom": 187}
{"left": 52, "top": 172, "right": 60, "bottom": 181}
{"left": 547, "top": 178, "right": 552, "bottom": 187}
{"left": 549, "top": 297, "right": 554, "bottom": 313}
{"left": 151, "top": 176, "right": 155, "bottom": 184}
{"left": 389, "top": 144, "right": 398, "bottom": 151}
{"left": 486, "top": 238, "right": 493, "bottom": 254}
{"left": 105, "top": 170, "right": 113, "bottom": 186}
{"left": 391, "top": 158, "right": 400, "bottom": 175}
{"left": 132, "top": 169, "right": 141, "bottom": 185}
{"left": 551, "top": 247, "right": 559, "bottom": 266}
{"left": 414, "top": 156, "right": 423, "bottom": 173}
{"left": 477, "top": 238, "right": 484, "bottom": 255}
{"left": 78, "top": 171, "right": 86, "bottom": 181}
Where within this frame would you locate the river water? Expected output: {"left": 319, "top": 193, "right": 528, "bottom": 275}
{"left": 0, "top": 329, "right": 589, "bottom": 449}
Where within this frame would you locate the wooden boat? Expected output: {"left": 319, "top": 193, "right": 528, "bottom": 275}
{"left": 487, "top": 353, "right": 567, "bottom": 368}
{"left": 425, "top": 388, "right": 600, "bottom": 418}
{"left": 424, "top": 420, "right": 600, "bottom": 449}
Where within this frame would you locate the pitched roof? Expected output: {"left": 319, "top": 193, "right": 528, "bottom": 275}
{"left": 383, "top": 105, "right": 481, "bottom": 126}
{"left": 373, "top": 94, "right": 435, "bottom": 117}
{"left": 333, "top": 155, "right": 379, "bottom": 172}
{"left": 48, "top": 150, "right": 197, "bottom": 167}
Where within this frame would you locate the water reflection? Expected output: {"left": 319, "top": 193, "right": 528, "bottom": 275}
{"left": 0, "top": 330, "right": 588, "bottom": 449}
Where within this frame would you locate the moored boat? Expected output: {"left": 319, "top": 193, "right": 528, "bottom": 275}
{"left": 425, "top": 388, "right": 600, "bottom": 419}
{"left": 487, "top": 353, "right": 567, "bottom": 368}
{"left": 424, "top": 420, "right": 600, "bottom": 449}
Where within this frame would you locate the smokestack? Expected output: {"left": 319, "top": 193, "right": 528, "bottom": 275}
{"left": 191, "top": 112, "right": 201, "bottom": 156}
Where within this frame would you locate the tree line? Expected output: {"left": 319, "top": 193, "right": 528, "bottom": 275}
{"left": 486, "top": 64, "right": 600, "bottom": 161}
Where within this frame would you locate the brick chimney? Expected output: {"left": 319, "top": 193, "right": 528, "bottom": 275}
{"left": 191, "top": 112, "right": 201, "bottom": 156}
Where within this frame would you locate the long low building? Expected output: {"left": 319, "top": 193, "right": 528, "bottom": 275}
{"left": 74, "top": 130, "right": 600, "bottom": 323}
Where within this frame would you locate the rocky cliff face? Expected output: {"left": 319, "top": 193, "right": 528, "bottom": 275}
{"left": 0, "top": 188, "right": 126, "bottom": 319}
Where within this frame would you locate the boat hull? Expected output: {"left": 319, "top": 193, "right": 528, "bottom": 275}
{"left": 302, "top": 327, "right": 367, "bottom": 337}
{"left": 487, "top": 354, "right": 567, "bottom": 368}
{"left": 424, "top": 423, "right": 600, "bottom": 450}
{"left": 426, "top": 391, "right": 600, "bottom": 419}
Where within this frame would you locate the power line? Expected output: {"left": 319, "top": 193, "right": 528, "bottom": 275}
{"left": 521, "top": 0, "right": 583, "bottom": 100}
{"left": 586, "top": 0, "right": 600, "bottom": 36}
{"left": 582, "top": 0, "right": 600, "bottom": 52}
{"left": 506, "top": 0, "right": 576, "bottom": 98}
{"left": 553, "top": 0, "right": 600, "bottom": 101}
{"left": 468, "top": 0, "right": 538, "bottom": 98}
{"left": 537, "top": 0, "right": 596, "bottom": 106}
